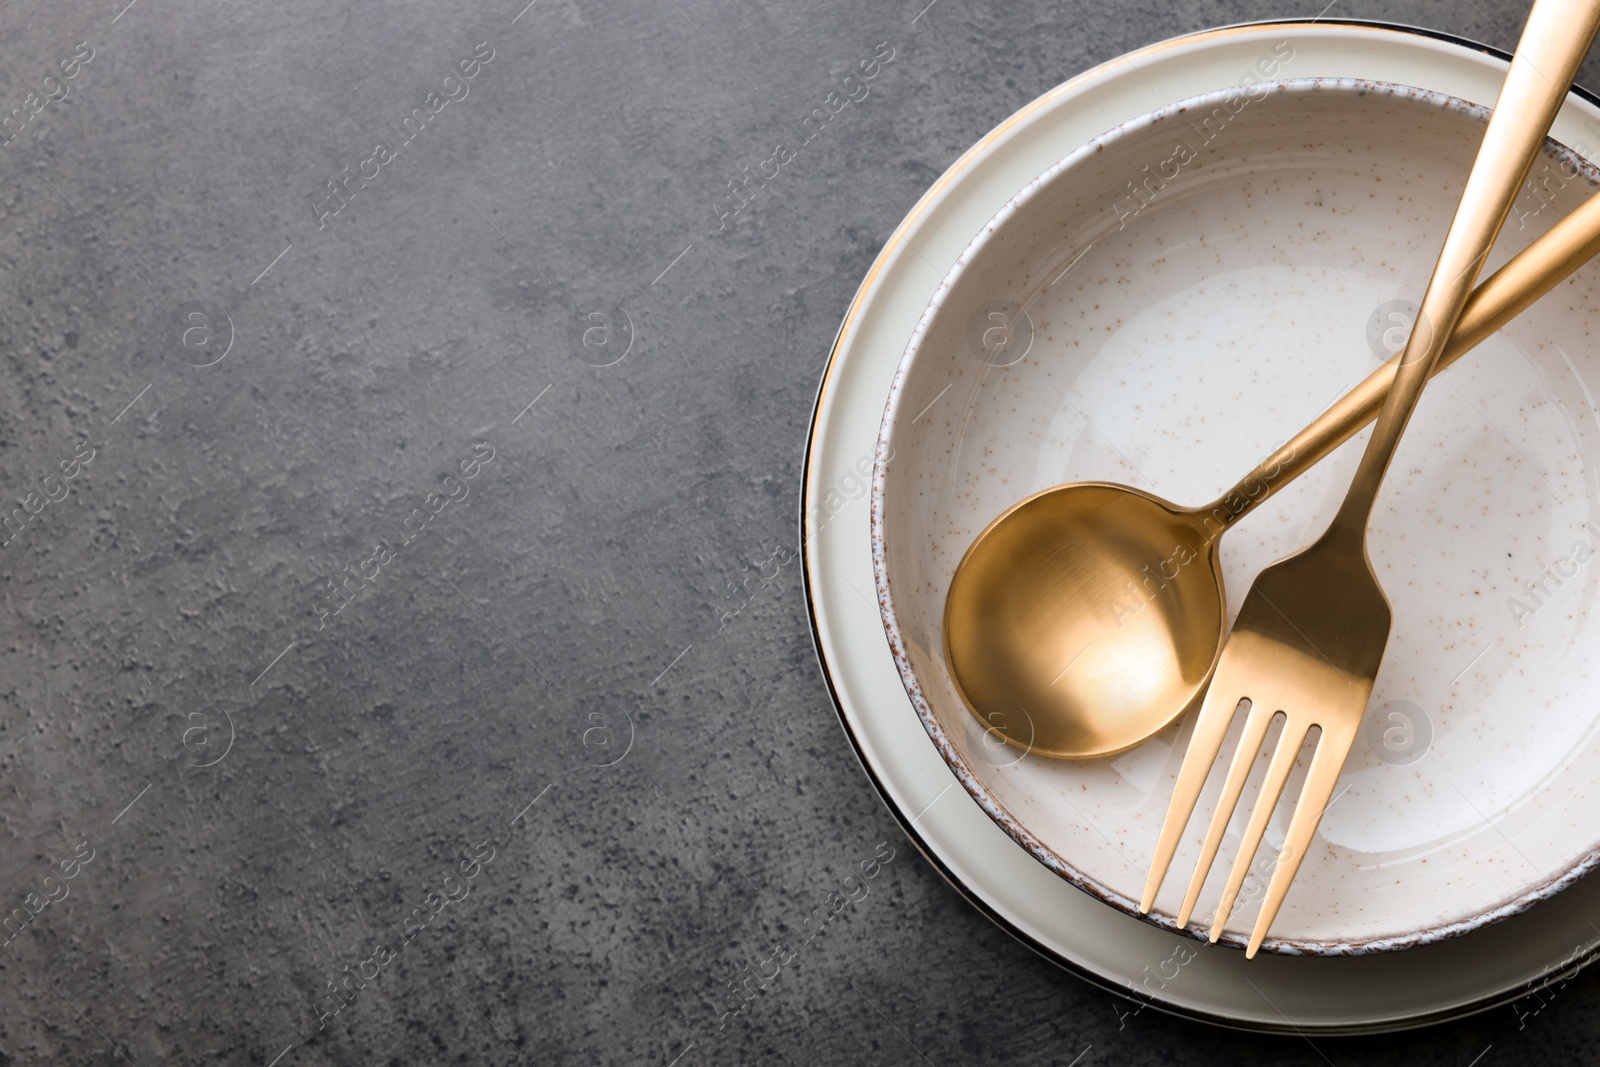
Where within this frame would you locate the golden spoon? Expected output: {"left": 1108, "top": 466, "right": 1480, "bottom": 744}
{"left": 943, "top": 189, "right": 1600, "bottom": 760}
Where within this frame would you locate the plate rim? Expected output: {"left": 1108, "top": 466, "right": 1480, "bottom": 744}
{"left": 800, "top": 16, "right": 1600, "bottom": 1034}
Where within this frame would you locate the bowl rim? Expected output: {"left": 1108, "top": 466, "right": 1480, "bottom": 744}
{"left": 866, "top": 73, "right": 1600, "bottom": 956}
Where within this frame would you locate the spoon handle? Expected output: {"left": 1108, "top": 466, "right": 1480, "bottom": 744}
{"left": 1208, "top": 112, "right": 1600, "bottom": 531}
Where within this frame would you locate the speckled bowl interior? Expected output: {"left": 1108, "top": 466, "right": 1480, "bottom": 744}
{"left": 872, "top": 78, "right": 1600, "bottom": 954}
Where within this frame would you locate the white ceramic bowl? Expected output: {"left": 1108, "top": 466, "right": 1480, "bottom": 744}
{"left": 872, "top": 77, "right": 1600, "bottom": 954}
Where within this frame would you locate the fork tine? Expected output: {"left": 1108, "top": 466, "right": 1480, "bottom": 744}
{"left": 1244, "top": 723, "right": 1357, "bottom": 958}
{"left": 1139, "top": 693, "right": 1246, "bottom": 913}
{"left": 1175, "top": 698, "right": 1280, "bottom": 927}
{"left": 1206, "top": 718, "right": 1312, "bottom": 943}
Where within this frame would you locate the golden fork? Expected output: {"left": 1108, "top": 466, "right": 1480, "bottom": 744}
{"left": 1139, "top": 0, "right": 1600, "bottom": 958}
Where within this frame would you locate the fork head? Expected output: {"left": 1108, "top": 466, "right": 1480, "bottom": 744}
{"left": 1140, "top": 532, "right": 1392, "bottom": 957}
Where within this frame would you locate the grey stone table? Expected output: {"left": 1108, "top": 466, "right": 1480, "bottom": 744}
{"left": 2, "top": 0, "right": 1598, "bottom": 1063}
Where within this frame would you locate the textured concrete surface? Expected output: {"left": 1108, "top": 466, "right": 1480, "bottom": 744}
{"left": 3, "top": 0, "right": 1600, "bottom": 1064}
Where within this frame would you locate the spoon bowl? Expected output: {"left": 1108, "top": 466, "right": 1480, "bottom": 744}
{"left": 944, "top": 483, "right": 1223, "bottom": 758}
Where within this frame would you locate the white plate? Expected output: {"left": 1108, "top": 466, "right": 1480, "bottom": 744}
{"left": 805, "top": 20, "right": 1600, "bottom": 1031}
{"left": 872, "top": 75, "right": 1600, "bottom": 955}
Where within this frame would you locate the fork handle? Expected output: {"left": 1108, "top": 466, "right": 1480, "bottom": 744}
{"left": 1325, "top": 0, "right": 1600, "bottom": 543}
{"left": 1204, "top": 166, "right": 1600, "bottom": 529}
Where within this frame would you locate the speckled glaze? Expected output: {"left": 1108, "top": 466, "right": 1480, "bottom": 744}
{"left": 872, "top": 78, "right": 1600, "bottom": 955}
